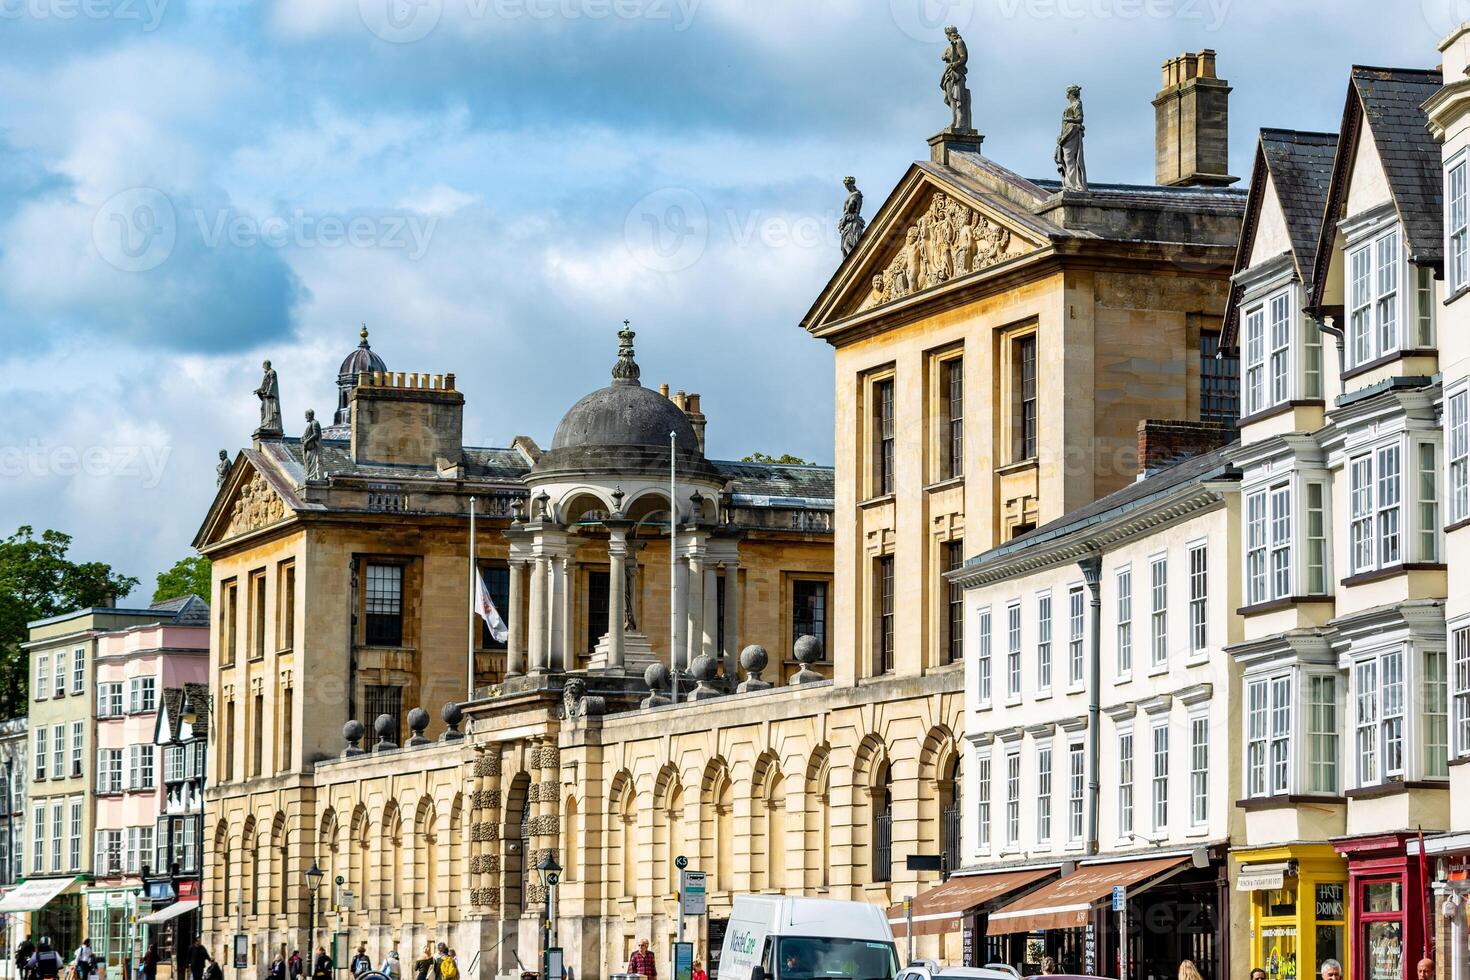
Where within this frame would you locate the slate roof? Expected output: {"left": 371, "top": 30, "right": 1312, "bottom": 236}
{"left": 964, "top": 444, "right": 1240, "bottom": 570}
{"left": 1221, "top": 129, "right": 1338, "bottom": 350}
{"left": 713, "top": 461, "right": 836, "bottom": 505}
{"left": 262, "top": 437, "right": 533, "bottom": 484}
{"left": 148, "top": 593, "right": 210, "bottom": 625}
{"left": 1309, "top": 66, "right": 1443, "bottom": 308}
{"left": 158, "top": 683, "right": 210, "bottom": 741}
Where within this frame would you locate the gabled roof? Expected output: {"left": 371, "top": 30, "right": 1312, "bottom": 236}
{"left": 1221, "top": 129, "right": 1338, "bottom": 350}
{"left": 148, "top": 594, "right": 210, "bottom": 625}
{"left": 1309, "top": 66, "right": 1443, "bottom": 309}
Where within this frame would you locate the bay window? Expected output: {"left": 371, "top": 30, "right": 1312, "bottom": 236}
{"left": 1347, "top": 644, "right": 1449, "bottom": 788}
{"left": 1244, "top": 667, "right": 1339, "bottom": 798}
{"left": 1347, "top": 436, "right": 1441, "bottom": 576}
{"left": 1244, "top": 307, "right": 1265, "bottom": 415}
{"left": 1348, "top": 228, "right": 1400, "bottom": 366}
{"left": 1452, "top": 625, "right": 1470, "bottom": 761}
{"left": 1449, "top": 157, "right": 1468, "bottom": 294}
{"left": 1240, "top": 283, "right": 1322, "bottom": 414}
{"left": 1450, "top": 389, "right": 1468, "bottom": 523}
{"left": 1269, "top": 291, "right": 1291, "bottom": 405}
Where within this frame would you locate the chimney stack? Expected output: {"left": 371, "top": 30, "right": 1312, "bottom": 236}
{"left": 1153, "top": 49, "right": 1237, "bottom": 187}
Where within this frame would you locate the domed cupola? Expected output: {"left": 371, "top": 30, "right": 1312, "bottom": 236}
{"left": 335, "top": 325, "right": 388, "bottom": 425}
{"left": 532, "top": 324, "right": 718, "bottom": 482}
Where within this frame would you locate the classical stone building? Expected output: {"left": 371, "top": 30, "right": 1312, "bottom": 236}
{"left": 199, "top": 46, "right": 1255, "bottom": 980}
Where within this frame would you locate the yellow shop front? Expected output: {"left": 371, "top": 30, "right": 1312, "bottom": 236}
{"left": 1236, "top": 845, "right": 1351, "bottom": 980}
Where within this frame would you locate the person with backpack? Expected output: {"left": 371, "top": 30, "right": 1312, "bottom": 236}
{"left": 17, "top": 936, "right": 36, "bottom": 980}
{"left": 349, "top": 945, "right": 371, "bottom": 977}
{"left": 29, "top": 938, "right": 65, "bottom": 980}
{"left": 289, "top": 951, "right": 304, "bottom": 980}
{"left": 312, "top": 947, "right": 333, "bottom": 980}
{"left": 434, "top": 946, "right": 457, "bottom": 980}
{"left": 380, "top": 945, "right": 401, "bottom": 980}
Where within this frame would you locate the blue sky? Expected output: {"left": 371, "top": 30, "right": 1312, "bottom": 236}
{"left": 0, "top": 0, "right": 1454, "bottom": 597}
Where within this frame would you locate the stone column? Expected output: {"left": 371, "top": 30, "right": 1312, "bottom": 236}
{"left": 528, "top": 554, "right": 548, "bottom": 673}
{"left": 605, "top": 525, "right": 629, "bottom": 670}
{"left": 672, "top": 556, "right": 689, "bottom": 671}
{"left": 550, "top": 554, "right": 568, "bottom": 672}
{"left": 507, "top": 561, "right": 525, "bottom": 677}
{"left": 686, "top": 554, "right": 704, "bottom": 671}
{"left": 722, "top": 562, "right": 741, "bottom": 682}
{"left": 702, "top": 564, "right": 719, "bottom": 659}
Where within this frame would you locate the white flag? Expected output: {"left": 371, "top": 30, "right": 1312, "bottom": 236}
{"left": 475, "top": 571, "right": 509, "bottom": 644}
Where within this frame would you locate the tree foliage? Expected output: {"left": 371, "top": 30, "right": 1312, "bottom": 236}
{"left": 153, "top": 555, "right": 212, "bottom": 605}
{"left": 740, "top": 452, "right": 810, "bottom": 465}
{"left": 0, "top": 526, "right": 138, "bottom": 716}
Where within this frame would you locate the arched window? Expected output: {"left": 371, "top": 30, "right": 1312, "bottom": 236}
{"left": 620, "top": 789, "right": 638, "bottom": 899}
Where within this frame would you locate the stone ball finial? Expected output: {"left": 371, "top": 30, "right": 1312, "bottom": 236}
{"left": 406, "top": 707, "right": 431, "bottom": 747}
{"left": 793, "top": 634, "right": 822, "bottom": 665}
{"left": 738, "top": 644, "right": 773, "bottom": 694}
{"left": 790, "top": 634, "right": 827, "bottom": 686}
{"left": 342, "top": 719, "right": 365, "bottom": 757}
{"left": 689, "top": 653, "right": 722, "bottom": 701}
{"left": 644, "top": 662, "right": 670, "bottom": 691}
{"left": 440, "top": 701, "right": 465, "bottom": 742}
{"left": 373, "top": 713, "right": 399, "bottom": 751}
{"left": 641, "top": 662, "right": 672, "bottom": 709}
{"left": 740, "top": 644, "right": 769, "bottom": 674}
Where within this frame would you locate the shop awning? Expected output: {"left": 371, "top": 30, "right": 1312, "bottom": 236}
{"left": 886, "top": 867, "right": 1057, "bottom": 938}
{"left": 1236, "top": 861, "right": 1293, "bottom": 892}
{"left": 987, "top": 855, "right": 1189, "bottom": 935}
{"left": 0, "top": 876, "right": 81, "bottom": 913}
{"left": 138, "top": 900, "right": 199, "bottom": 925}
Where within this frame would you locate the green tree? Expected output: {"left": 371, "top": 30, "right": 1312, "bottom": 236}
{"left": 0, "top": 526, "right": 138, "bottom": 716}
{"left": 740, "top": 452, "right": 810, "bottom": 465}
{"left": 153, "top": 555, "right": 212, "bottom": 604}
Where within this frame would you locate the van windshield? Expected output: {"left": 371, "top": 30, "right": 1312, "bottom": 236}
{"left": 775, "top": 937, "right": 898, "bottom": 980}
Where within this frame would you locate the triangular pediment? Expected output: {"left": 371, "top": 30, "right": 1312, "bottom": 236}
{"left": 805, "top": 165, "right": 1050, "bottom": 333}
{"left": 194, "top": 452, "right": 297, "bottom": 549}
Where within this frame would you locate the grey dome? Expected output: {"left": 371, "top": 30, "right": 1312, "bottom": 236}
{"left": 551, "top": 383, "right": 700, "bottom": 454}
{"left": 338, "top": 326, "right": 387, "bottom": 382}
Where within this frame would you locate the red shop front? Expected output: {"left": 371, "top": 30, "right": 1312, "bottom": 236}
{"left": 1335, "top": 834, "right": 1433, "bottom": 980}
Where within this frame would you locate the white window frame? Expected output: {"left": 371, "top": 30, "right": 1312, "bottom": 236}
{"left": 68, "top": 797, "right": 82, "bottom": 871}
{"left": 35, "top": 654, "right": 50, "bottom": 702}
{"left": 975, "top": 608, "right": 992, "bottom": 708}
{"left": 51, "top": 724, "right": 63, "bottom": 779}
{"left": 1067, "top": 586, "right": 1085, "bottom": 688}
{"left": 1004, "top": 749, "right": 1021, "bottom": 850}
{"left": 34, "top": 728, "right": 47, "bottom": 781}
{"left": 1347, "top": 226, "right": 1402, "bottom": 368}
{"left": 1035, "top": 740, "right": 1053, "bottom": 845}
{"left": 1115, "top": 567, "right": 1132, "bottom": 680}
{"left": 975, "top": 755, "right": 992, "bottom": 852}
{"left": 49, "top": 800, "right": 62, "bottom": 873}
{"left": 1150, "top": 722, "right": 1169, "bottom": 834}
{"left": 1454, "top": 623, "right": 1470, "bottom": 761}
{"left": 70, "top": 720, "right": 83, "bottom": 777}
{"left": 1449, "top": 154, "right": 1469, "bottom": 294}
{"left": 53, "top": 650, "right": 67, "bottom": 699}
{"left": 1244, "top": 306, "right": 1265, "bottom": 416}
{"left": 31, "top": 803, "right": 44, "bottom": 873}
{"left": 1117, "top": 725, "right": 1134, "bottom": 840}
{"left": 1036, "top": 592, "right": 1053, "bottom": 694}
{"left": 1005, "top": 601, "right": 1022, "bottom": 702}
{"left": 1149, "top": 556, "right": 1167, "bottom": 670}
{"left": 1305, "top": 673, "right": 1340, "bottom": 795}
{"left": 1268, "top": 290, "right": 1292, "bottom": 407}
{"left": 1450, "top": 388, "right": 1470, "bottom": 525}
{"left": 1187, "top": 542, "right": 1208, "bottom": 657}
{"left": 1067, "top": 741, "right": 1085, "bottom": 844}
{"left": 72, "top": 646, "right": 86, "bottom": 694}
{"left": 1188, "top": 710, "right": 1209, "bottom": 829}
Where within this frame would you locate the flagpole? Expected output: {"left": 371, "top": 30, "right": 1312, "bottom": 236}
{"left": 670, "top": 430, "right": 679, "bottom": 704}
{"left": 468, "top": 495, "right": 477, "bottom": 701}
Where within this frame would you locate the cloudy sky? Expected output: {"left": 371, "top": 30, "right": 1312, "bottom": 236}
{"left": 0, "top": 0, "right": 1455, "bottom": 597}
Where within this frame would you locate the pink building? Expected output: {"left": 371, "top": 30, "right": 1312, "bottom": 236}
{"left": 88, "top": 597, "right": 208, "bottom": 979}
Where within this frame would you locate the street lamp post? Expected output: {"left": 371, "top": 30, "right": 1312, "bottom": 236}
{"left": 305, "top": 862, "right": 324, "bottom": 966}
{"left": 534, "top": 853, "right": 562, "bottom": 979}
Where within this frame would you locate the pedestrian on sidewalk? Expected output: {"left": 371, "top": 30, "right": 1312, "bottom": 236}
{"left": 629, "top": 940, "right": 657, "bottom": 980}
{"left": 1178, "top": 961, "right": 1204, "bottom": 980}
{"left": 350, "top": 945, "right": 372, "bottom": 977}
{"left": 413, "top": 944, "right": 436, "bottom": 980}
{"left": 692, "top": 960, "right": 707, "bottom": 980}
{"left": 381, "top": 946, "right": 401, "bottom": 980}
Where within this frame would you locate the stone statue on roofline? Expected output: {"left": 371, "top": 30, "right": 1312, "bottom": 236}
{"left": 839, "top": 176, "right": 866, "bottom": 257}
{"left": 302, "top": 409, "right": 324, "bottom": 483}
{"left": 1056, "top": 85, "right": 1088, "bottom": 193}
{"left": 216, "top": 450, "right": 230, "bottom": 487}
{"left": 941, "top": 26, "right": 973, "bottom": 133}
{"left": 255, "top": 359, "right": 282, "bottom": 436}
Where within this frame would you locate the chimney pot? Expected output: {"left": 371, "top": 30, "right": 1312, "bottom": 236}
{"left": 659, "top": 383, "right": 670, "bottom": 398}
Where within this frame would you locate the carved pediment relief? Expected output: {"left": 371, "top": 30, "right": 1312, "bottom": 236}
{"left": 224, "top": 471, "right": 287, "bottom": 538}
{"left": 854, "top": 188, "right": 1034, "bottom": 314}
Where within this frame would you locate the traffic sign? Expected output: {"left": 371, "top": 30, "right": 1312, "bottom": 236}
{"left": 1111, "top": 886, "right": 1126, "bottom": 911}
{"left": 680, "top": 870, "right": 707, "bottom": 915}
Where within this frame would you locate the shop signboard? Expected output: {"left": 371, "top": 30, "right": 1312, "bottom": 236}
{"left": 1238, "top": 870, "right": 1286, "bottom": 892}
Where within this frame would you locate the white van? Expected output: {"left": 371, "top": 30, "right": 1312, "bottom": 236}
{"left": 717, "top": 896, "right": 900, "bottom": 980}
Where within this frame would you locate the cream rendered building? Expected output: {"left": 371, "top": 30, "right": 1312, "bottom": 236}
{"left": 950, "top": 438, "right": 1244, "bottom": 980}
{"left": 1222, "top": 63, "right": 1448, "bottom": 980}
